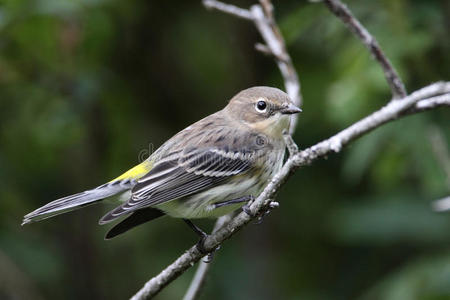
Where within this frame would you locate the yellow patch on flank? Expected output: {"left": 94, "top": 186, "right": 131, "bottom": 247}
{"left": 111, "top": 161, "right": 153, "bottom": 182}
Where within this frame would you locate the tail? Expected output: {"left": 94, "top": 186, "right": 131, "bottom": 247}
{"left": 22, "top": 160, "right": 153, "bottom": 225}
{"left": 22, "top": 180, "right": 135, "bottom": 225}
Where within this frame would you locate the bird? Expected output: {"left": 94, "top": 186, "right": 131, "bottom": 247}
{"left": 22, "top": 86, "right": 301, "bottom": 248}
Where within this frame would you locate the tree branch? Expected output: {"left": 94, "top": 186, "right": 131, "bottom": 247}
{"left": 322, "top": 0, "right": 407, "bottom": 99}
{"left": 130, "top": 2, "right": 448, "bottom": 299}
{"left": 130, "top": 1, "right": 449, "bottom": 299}
{"left": 130, "top": 82, "right": 450, "bottom": 300}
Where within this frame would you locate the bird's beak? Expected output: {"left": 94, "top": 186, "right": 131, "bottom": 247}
{"left": 280, "top": 103, "right": 302, "bottom": 115}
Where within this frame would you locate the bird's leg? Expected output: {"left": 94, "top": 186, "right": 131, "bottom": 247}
{"left": 223, "top": 195, "right": 257, "bottom": 216}
{"left": 183, "top": 219, "right": 217, "bottom": 262}
{"left": 183, "top": 218, "right": 207, "bottom": 244}
{"left": 213, "top": 195, "right": 254, "bottom": 210}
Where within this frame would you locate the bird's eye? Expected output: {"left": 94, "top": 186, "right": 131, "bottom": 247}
{"left": 255, "top": 100, "right": 267, "bottom": 113}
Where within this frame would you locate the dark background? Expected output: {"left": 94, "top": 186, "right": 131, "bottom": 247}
{"left": 1, "top": 0, "right": 449, "bottom": 299}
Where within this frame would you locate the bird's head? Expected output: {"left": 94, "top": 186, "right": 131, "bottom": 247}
{"left": 225, "top": 86, "right": 301, "bottom": 137}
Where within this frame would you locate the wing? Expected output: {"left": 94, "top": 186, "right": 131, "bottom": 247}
{"left": 99, "top": 147, "right": 254, "bottom": 223}
{"left": 104, "top": 207, "right": 165, "bottom": 239}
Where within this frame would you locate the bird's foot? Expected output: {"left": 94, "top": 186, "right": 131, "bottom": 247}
{"left": 195, "top": 234, "right": 221, "bottom": 263}
{"left": 243, "top": 200, "right": 280, "bottom": 224}
{"left": 214, "top": 195, "right": 254, "bottom": 210}
{"left": 184, "top": 219, "right": 220, "bottom": 263}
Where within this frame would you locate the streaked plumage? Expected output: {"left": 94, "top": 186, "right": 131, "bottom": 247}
{"left": 22, "top": 86, "right": 301, "bottom": 239}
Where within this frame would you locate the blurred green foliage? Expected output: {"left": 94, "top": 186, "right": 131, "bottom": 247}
{"left": 0, "top": 0, "right": 449, "bottom": 299}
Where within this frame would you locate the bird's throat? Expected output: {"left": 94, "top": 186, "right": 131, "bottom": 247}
{"left": 248, "top": 114, "right": 290, "bottom": 138}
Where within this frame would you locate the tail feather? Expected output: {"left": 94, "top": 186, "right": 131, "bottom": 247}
{"left": 22, "top": 180, "right": 135, "bottom": 225}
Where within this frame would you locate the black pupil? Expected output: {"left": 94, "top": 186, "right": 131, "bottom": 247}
{"left": 257, "top": 101, "right": 267, "bottom": 111}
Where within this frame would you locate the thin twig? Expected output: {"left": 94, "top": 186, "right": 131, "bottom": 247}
{"left": 322, "top": 0, "right": 407, "bottom": 99}
{"left": 255, "top": 43, "right": 273, "bottom": 56}
{"left": 131, "top": 82, "right": 450, "bottom": 300}
{"left": 182, "top": 215, "right": 233, "bottom": 300}
{"left": 428, "top": 125, "right": 450, "bottom": 189}
{"left": 432, "top": 196, "right": 450, "bottom": 212}
{"left": 283, "top": 130, "right": 299, "bottom": 156}
{"left": 202, "top": 0, "right": 302, "bottom": 133}
{"left": 202, "top": 0, "right": 253, "bottom": 20}
{"left": 413, "top": 94, "right": 450, "bottom": 112}
{"left": 183, "top": 261, "right": 210, "bottom": 300}
{"left": 428, "top": 124, "right": 450, "bottom": 212}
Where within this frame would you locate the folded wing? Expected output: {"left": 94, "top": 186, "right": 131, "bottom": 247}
{"left": 99, "top": 148, "right": 254, "bottom": 224}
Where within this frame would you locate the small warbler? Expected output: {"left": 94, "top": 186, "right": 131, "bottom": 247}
{"left": 22, "top": 87, "right": 301, "bottom": 242}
